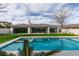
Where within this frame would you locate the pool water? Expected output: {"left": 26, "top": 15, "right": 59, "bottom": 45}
{"left": 1, "top": 38, "right": 79, "bottom": 51}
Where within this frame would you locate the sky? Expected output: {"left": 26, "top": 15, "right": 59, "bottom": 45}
{"left": 0, "top": 3, "right": 79, "bottom": 24}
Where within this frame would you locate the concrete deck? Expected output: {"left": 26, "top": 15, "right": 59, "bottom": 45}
{"left": 54, "top": 51, "right": 79, "bottom": 56}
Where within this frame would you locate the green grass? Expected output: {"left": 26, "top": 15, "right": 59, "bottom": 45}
{"left": 0, "top": 33, "right": 76, "bottom": 44}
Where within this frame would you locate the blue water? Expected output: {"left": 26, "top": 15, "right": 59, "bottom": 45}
{"left": 1, "top": 38, "right": 79, "bottom": 51}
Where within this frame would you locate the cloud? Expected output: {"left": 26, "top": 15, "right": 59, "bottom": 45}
{"left": 0, "top": 3, "right": 79, "bottom": 24}
{"left": 28, "top": 3, "right": 51, "bottom": 13}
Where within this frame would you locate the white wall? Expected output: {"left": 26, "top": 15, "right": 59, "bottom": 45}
{"left": 62, "top": 28, "right": 79, "bottom": 34}
{"left": 0, "top": 28, "right": 12, "bottom": 34}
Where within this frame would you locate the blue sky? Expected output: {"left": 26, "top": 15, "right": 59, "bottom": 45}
{"left": 0, "top": 3, "right": 79, "bottom": 24}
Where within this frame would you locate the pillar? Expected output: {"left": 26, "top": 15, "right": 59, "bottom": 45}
{"left": 28, "top": 27, "right": 31, "bottom": 34}
{"left": 10, "top": 27, "right": 13, "bottom": 34}
{"left": 47, "top": 27, "right": 50, "bottom": 34}
{"left": 57, "top": 28, "right": 59, "bottom": 33}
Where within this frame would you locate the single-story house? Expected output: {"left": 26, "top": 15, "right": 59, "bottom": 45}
{"left": 13, "top": 24, "right": 59, "bottom": 34}
{"left": 0, "top": 21, "right": 79, "bottom": 34}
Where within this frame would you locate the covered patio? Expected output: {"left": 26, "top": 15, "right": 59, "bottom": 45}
{"left": 13, "top": 24, "right": 59, "bottom": 34}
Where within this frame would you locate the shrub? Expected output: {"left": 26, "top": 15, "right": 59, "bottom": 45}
{"left": 0, "top": 51, "right": 15, "bottom": 56}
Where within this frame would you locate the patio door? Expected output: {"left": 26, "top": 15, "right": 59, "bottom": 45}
{"left": 32, "top": 27, "right": 47, "bottom": 33}
{"left": 13, "top": 28, "right": 27, "bottom": 33}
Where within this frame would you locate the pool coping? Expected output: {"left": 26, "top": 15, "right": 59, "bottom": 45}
{"left": 0, "top": 36, "right": 79, "bottom": 48}
{"left": 0, "top": 37, "right": 21, "bottom": 48}
{"left": 21, "top": 36, "right": 79, "bottom": 38}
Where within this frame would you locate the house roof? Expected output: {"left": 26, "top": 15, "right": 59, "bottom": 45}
{"left": 13, "top": 24, "right": 59, "bottom": 28}
{"left": 13, "top": 24, "right": 29, "bottom": 28}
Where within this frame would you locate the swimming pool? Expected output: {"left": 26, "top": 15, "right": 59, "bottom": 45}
{"left": 1, "top": 38, "right": 79, "bottom": 51}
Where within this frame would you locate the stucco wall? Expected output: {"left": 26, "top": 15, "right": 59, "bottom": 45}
{"left": 62, "top": 28, "right": 79, "bottom": 34}
{"left": 0, "top": 28, "right": 11, "bottom": 34}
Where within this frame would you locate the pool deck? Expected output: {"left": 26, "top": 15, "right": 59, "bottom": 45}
{"left": 54, "top": 50, "right": 79, "bottom": 56}
{"left": 33, "top": 50, "right": 79, "bottom": 56}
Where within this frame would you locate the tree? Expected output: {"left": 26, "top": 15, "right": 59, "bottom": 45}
{"left": 53, "top": 7, "right": 73, "bottom": 33}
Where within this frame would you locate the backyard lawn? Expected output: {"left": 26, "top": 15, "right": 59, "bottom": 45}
{"left": 0, "top": 33, "right": 76, "bottom": 44}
